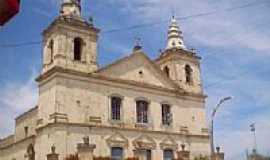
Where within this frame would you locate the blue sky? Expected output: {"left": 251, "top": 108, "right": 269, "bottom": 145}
{"left": 0, "top": 0, "right": 270, "bottom": 159}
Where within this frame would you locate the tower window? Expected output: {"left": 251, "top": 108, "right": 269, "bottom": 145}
{"left": 48, "top": 39, "right": 54, "bottom": 63}
{"left": 111, "top": 97, "right": 122, "bottom": 121}
{"left": 136, "top": 100, "right": 148, "bottom": 123}
{"left": 74, "top": 37, "right": 83, "bottom": 61}
{"left": 164, "top": 66, "right": 170, "bottom": 78}
{"left": 185, "top": 65, "right": 193, "bottom": 84}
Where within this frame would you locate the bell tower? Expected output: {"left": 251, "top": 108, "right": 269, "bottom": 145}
{"left": 156, "top": 16, "right": 203, "bottom": 94}
{"left": 42, "top": 0, "right": 100, "bottom": 74}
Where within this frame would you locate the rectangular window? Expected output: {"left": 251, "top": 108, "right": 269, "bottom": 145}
{"left": 111, "top": 97, "right": 122, "bottom": 120}
{"left": 136, "top": 100, "right": 148, "bottom": 123}
{"left": 162, "top": 104, "right": 172, "bottom": 125}
{"left": 163, "top": 149, "right": 174, "bottom": 160}
{"left": 111, "top": 147, "right": 123, "bottom": 160}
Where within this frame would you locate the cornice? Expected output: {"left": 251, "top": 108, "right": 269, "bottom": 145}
{"left": 42, "top": 16, "right": 100, "bottom": 37}
{"left": 156, "top": 48, "right": 201, "bottom": 64}
{"left": 36, "top": 67, "right": 206, "bottom": 101}
{"left": 0, "top": 135, "right": 35, "bottom": 150}
{"left": 36, "top": 122, "right": 210, "bottom": 140}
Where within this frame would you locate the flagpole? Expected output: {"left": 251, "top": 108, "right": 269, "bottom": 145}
{"left": 250, "top": 123, "right": 257, "bottom": 153}
{"left": 253, "top": 126, "right": 257, "bottom": 152}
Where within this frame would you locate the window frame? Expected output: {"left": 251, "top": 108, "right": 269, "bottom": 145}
{"left": 161, "top": 103, "right": 172, "bottom": 126}
{"left": 111, "top": 147, "right": 124, "bottom": 160}
{"left": 109, "top": 94, "right": 124, "bottom": 123}
{"left": 111, "top": 96, "right": 122, "bottom": 121}
{"left": 163, "top": 149, "right": 174, "bottom": 160}
{"left": 185, "top": 64, "right": 193, "bottom": 84}
{"left": 136, "top": 99, "right": 149, "bottom": 124}
{"left": 74, "top": 37, "right": 83, "bottom": 61}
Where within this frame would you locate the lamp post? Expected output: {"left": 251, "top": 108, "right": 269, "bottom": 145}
{"left": 210, "top": 96, "right": 232, "bottom": 156}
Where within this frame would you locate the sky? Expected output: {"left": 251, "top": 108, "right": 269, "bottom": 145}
{"left": 0, "top": 0, "right": 270, "bottom": 159}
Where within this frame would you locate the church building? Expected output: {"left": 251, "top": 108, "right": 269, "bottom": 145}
{"left": 0, "top": 0, "right": 211, "bottom": 160}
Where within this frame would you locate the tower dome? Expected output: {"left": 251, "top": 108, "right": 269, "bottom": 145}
{"left": 166, "top": 16, "right": 186, "bottom": 50}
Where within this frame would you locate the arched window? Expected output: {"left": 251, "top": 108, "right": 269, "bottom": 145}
{"left": 48, "top": 39, "right": 54, "bottom": 63}
{"left": 163, "top": 66, "right": 170, "bottom": 78}
{"left": 74, "top": 37, "right": 83, "bottom": 61}
{"left": 185, "top": 65, "right": 193, "bottom": 84}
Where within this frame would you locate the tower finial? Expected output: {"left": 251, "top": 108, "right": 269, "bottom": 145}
{"left": 133, "top": 37, "right": 143, "bottom": 52}
{"left": 61, "top": 0, "right": 81, "bottom": 17}
{"left": 166, "top": 15, "right": 186, "bottom": 50}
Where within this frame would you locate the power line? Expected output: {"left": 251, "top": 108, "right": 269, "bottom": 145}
{"left": 0, "top": 41, "right": 41, "bottom": 48}
{"left": 102, "top": 0, "right": 269, "bottom": 34}
{"left": 0, "top": 0, "right": 268, "bottom": 48}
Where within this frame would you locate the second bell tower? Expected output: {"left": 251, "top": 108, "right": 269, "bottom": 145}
{"left": 42, "top": 0, "right": 100, "bottom": 74}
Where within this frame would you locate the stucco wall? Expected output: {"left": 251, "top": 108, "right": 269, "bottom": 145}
{"left": 15, "top": 108, "right": 38, "bottom": 142}
{"left": 38, "top": 74, "right": 208, "bottom": 135}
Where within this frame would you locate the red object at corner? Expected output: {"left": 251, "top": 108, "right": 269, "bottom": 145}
{"left": 0, "top": 0, "right": 20, "bottom": 26}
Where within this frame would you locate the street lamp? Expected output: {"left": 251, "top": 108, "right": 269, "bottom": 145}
{"left": 210, "top": 96, "right": 233, "bottom": 156}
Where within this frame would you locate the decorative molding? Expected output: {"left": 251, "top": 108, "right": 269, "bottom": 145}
{"left": 36, "top": 122, "right": 210, "bottom": 140}
{"left": 132, "top": 134, "right": 157, "bottom": 150}
{"left": 89, "top": 116, "right": 102, "bottom": 124}
{"left": 49, "top": 112, "right": 68, "bottom": 123}
{"left": 159, "top": 136, "right": 178, "bottom": 150}
{"left": 36, "top": 66, "right": 207, "bottom": 102}
{"left": 106, "top": 132, "right": 128, "bottom": 148}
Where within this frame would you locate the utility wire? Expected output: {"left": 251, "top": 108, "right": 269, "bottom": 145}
{"left": 0, "top": 41, "right": 41, "bottom": 48}
{"left": 102, "top": 0, "right": 269, "bottom": 34}
{"left": 0, "top": 0, "right": 268, "bottom": 48}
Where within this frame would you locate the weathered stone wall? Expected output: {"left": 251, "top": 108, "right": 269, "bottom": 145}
{"left": 34, "top": 124, "right": 210, "bottom": 160}
{"left": 0, "top": 136, "right": 35, "bottom": 160}
{"left": 15, "top": 107, "right": 38, "bottom": 142}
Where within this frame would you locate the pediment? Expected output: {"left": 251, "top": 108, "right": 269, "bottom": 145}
{"left": 97, "top": 51, "right": 178, "bottom": 90}
{"left": 106, "top": 132, "right": 128, "bottom": 148}
{"left": 133, "top": 134, "right": 157, "bottom": 149}
{"left": 160, "top": 136, "right": 178, "bottom": 150}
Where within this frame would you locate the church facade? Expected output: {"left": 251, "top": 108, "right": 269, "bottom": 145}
{"left": 0, "top": 1, "right": 210, "bottom": 160}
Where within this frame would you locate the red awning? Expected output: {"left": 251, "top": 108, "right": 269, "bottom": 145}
{"left": 0, "top": 0, "right": 20, "bottom": 26}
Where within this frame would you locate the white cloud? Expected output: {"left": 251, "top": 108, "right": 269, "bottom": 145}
{"left": 110, "top": 0, "right": 270, "bottom": 53}
{"left": 0, "top": 71, "right": 38, "bottom": 138}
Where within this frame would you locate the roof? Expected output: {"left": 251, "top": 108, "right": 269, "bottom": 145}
{"left": 97, "top": 49, "right": 183, "bottom": 91}
{"left": 15, "top": 106, "right": 38, "bottom": 122}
